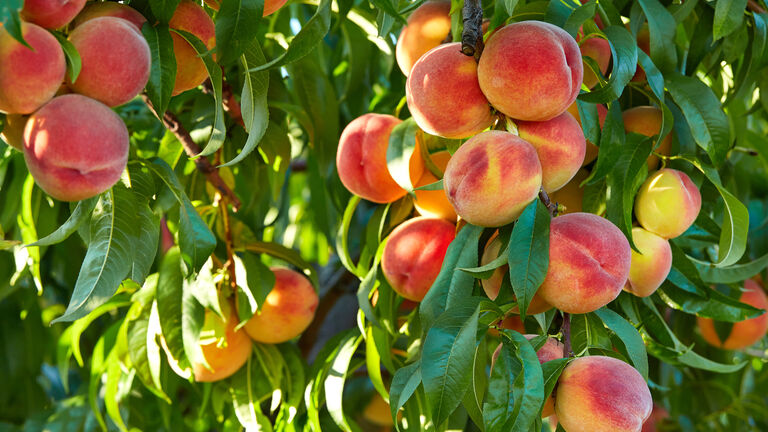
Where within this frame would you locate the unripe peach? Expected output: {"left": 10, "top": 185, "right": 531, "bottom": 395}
{"left": 556, "top": 356, "right": 652, "bottom": 432}
{"left": 406, "top": 43, "right": 493, "bottom": 139}
{"left": 336, "top": 113, "right": 424, "bottom": 203}
{"left": 443, "top": 131, "right": 542, "bottom": 227}
{"left": 169, "top": 0, "right": 216, "bottom": 95}
{"left": 624, "top": 227, "right": 672, "bottom": 298}
{"left": 23, "top": 94, "right": 129, "bottom": 201}
{"left": 622, "top": 106, "right": 672, "bottom": 170}
{"left": 0, "top": 22, "right": 66, "bottom": 114}
{"left": 193, "top": 301, "right": 253, "bottom": 382}
{"left": 413, "top": 151, "right": 457, "bottom": 220}
{"left": 395, "top": 0, "right": 451, "bottom": 76}
{"left": 697, "top": 279, "right": 768, "bottom": 350}
{"left": 1, "top": 114, "right": 27, "bottom": 150}
{"left": 73, "top": 2, "right": 147, "bottom": 30}
{"left": 566, "top": 102, "right": 607, "bottom": 166}
{"left": 21, "top": 0, "right": 87, "bottom": 29}
{"left": 635, "top": 169, "right": 701, "bottom": 239}
{"left": 537, "top": 213, "right": 631, "bottom": 314}
{"left": 517, "top": 111, "right": 586, "bottom": 192}
{"left": 381, "top": 217, "right": 456, "bottom": 302}
{"left": 243, "top": 267, "right": 319, "bottom": 344}
{"left": 548, "top": 168, "right": 589, "bottom": 214}
{"left": 478, "top": 21, "right": 582, "bottom": 121}
{"left": 68, "top": 17, "right": 151, "bottom": 107}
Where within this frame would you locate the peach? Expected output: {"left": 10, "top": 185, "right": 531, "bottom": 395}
{"left": 68, "top": 17, "right": 151, "bottom": 107}
{"left": 443, "top": 131, "right": 542, "bottom": 227}
{"left": 641, "top": 404, "right": 669, "bottom": 432}
{"left": 21, "top": 0, "right": 86, "bottom": 29}
{"left": 193, "top": 301, "right": 253, "bottom": 382}
{"left": 169, "top": 0, "right": 216, "bottom": 95}
{"left": 23, "top": 94, "right": 129, "bottom": 201}
{"left": 623, "top": 106, "right": 672, "bottom": 170}
{"left": 634, "top": 169, "right": 701, "bottom": 239}
{"left": 623, "top": 227, "right": 672, "bottom": 298}
{"left": 381, "top": 217, "right": 456, "bottom": 302}
{"left": 413, "top": 150, "right": 457, "bottom": 220}
{"left": 566, "top": 102, "right": 607, "bottom": 166}
{"left": 478, "top": 21, "right": 582, "bottom": 121}
{"left": 556, "top": 356, "right": 652, "bottom": 432}
{"left": 632, "top": 26, "right": 650, "bottom": 82}
{"left": 697, "top": 279, "right": 768, "bottom": 350}
{"left": 577, "top": 31, "right": 611, "bottom": 88}
{"left": 363, "top": 393, "right": 394, "bottom": 426}
{"left": 517, "top": 111, "right": 586, "bottom": 192}
{"left": 537, "top": 213, "right": 631, "bottom": 314}
{"left": 336, "top": 113, "right": 424, "bottom": 203}
{"left": 481, "top": 234, "right": 552, "bottom": 314}
{"left": 0, "top": 22, "right": 66, "bottom": 114}
{"left": 73, "top": 2, "right": 147, "bottom": 30}
{"left": 499, "top": 314, "right": 525, "bottom": 333}
{"left": 203, "top": 0, "right": 288, "bottom": 16}
{"left": 406, "top": 43, "right": 493, "bottom": 139}
{"left": 395, "top": 0, "right": 451, "bottom": 76}
{"left": 548, "top": 168, "right": 589, "bottom": 214}
{"left": 1, "top": 114, "right": 27, "bottom": 150}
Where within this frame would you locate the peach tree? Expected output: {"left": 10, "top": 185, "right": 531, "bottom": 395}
{"left": 1, "top": 0, "right": 768, "bottom": 430}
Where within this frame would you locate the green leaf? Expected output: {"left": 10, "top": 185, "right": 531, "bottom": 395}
{"left": 142, "top": 23, "right": 177, "bottom": 118}
{"left": 713, "top": 0, "right": 747, "bottom": 40}
{"left": 0, "top": 0, "right": 24, "bottom": 46}
{"left": 366, "top": 325, "right": 389, "bottom": 402}
{"left": 17, "top": 174, "right": 42, "bottom": 293}
{"left": 578, "top": 25, "right": 637, "bottom": 104}
{"left": 636, "top": 0, "right": 678, "bottom": 71}
{"left": 605, "top": 134, "right": 652, "bottom": 246}
{"left": 127, "top": 301, "right": 170, "bottom": 403}
{"left": 507, "top": 200, "right": 550, "bottom": 318}
{"left": 155, "top": 247, "right": 187, "bottom": 370}
{"left": 27, "top": 197, "right": 97, "bottom": 247}
{"left": 570, "top": 313, "right": 612, "bottom": 354}
{"left": 241, "top": 241, "right": 319, "bottom": 289}
{"left": 389, "top": 361, "right": 421, "bottom": 430}
{"left": 462, "top": 337, "right": 488, "bottom": 431}
{"left": 215, "top": 0, "right": 263, "bottom": 66}
{"left": 52, "top": 32, "right": 82, "bottom": 84}
{"left": 694, "top": 253, "right": 768, "bottom": 284}
{"left": 234, "top": 252, "right": 275, "bottom": 319}
{"left": 324, "top": 333, "right": 363, "bottom": 431}
{"left": 336, "top": 196, "right": 361, "bottom": 276}
{"left": 181, "top": 281, "right": 207, "bottom": 374}
{"left": 150, "top": 0, "right": 181, "bottom": 23}
{"left": 503, "top": 331, "right": 545, "bottom": 432}
{"left": 69, "top": 293, "right": 132, "bottom": 367}
{"left": 129, "top": 202, "right": 160, "bottom": 285}
{"left": 387, "top": 118, "right": 420, "bottom": 193}
{"left": 230, "top": 357, "right": 274, "bottom": 432}
{"left": 422, "top": 303, "right": 480, "bottom": 427}
{"left": 414, "top": 179, "right": 443, "bottom": 191}
{"left": 594, "top": 308, "right": 648, "bottom": 378}
{"left": 541, "top": 358, "right": 569, "bottom": 409}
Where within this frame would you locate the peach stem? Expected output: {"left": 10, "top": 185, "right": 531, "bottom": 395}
{"left": 562, "top": 312, "right": 572, "bottom": 357}
{"left": 539, "top": 188, "right": 559, "bottom": 216}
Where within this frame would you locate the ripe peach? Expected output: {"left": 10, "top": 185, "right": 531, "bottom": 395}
{"left": 481, "top": 234, "right": 552, "bottom": 314}
{"left": 68, "top": 17, "right": 151, "bottom": 107}
{"left": 381, "top": 217, "right": 456, "bottom": 302}
{"left": 566, "top": 102, "right": 607, "bottom": 166}
{"left": 0, "top": 22, "right": 66, "bottom": 114}
{"left": 517, "top": 111, "right": 586, "bottom": 192}
{"left": 23, "top": 94, "right": 129, "bottom": 201}
{"left": 623, "top": 106, "right": 672, "bottom": 170}
{"left": 548, "top": 168, "right": 589, "bottom": 214}
{"left": 499, "top": 314, "right": 525, "bottom": 333}
{"left": 1, "top": 114, "right": 27, "bottom": 150}
{"left": 624, "top": 227, "right": 672, "bottom": 298}
{"left": 443, "top": 131, "right": 542, "bottom": 227}
{"left": 556, "top": 356, "right": 652, "bottom": 432}
{"left": 203, "top": 0, "right": 288, "bottom": 16}
{"left": 697, "top": 279, "right": 768, "bottom": 350}
{"left": 406, "top": 43, "right": 493, "bottom": 139}
{"left": 73, "top": 2, "right": 147, "bottom": 30}
{"left": 478, "top": 21, "right": 582, "bottom": 121}
{"left": 635, "top": 169, "right": 701, "bottom": 239}
{"left": 193, "top": 301, "right": 253, "bottom": 382}
{"left": 395, "top": 0, "right": 451, "bottom": 76}
{"left": 537, "top": 213, "right": 631, "bottom": 314}
{"left": 21, "top": 0, "right": 86, "bottom": 29}
{"left": 336, "top": 113, "right": 424, "bottom": 203}
{"left": 641, "top": 404, "right": 669, "bottom": 432}
{"left": 632, "top": 26, "right": 650, "bottom": 82}
{"left": 577, "top": 31, "right": 611, "bottom": 88}
{"left": 169, "top": 0, "right": 216, "bottom": 95}
{"left": 413, "top": 150, "right": 457, "bottom": 220}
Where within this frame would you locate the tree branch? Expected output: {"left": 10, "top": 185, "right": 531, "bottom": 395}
{"left": 562, "top": 312, "right": 572, "bottom": 357}
{"left": 461, "top": 0, "right": 484, "bottom": 59}
{"left": 538, "top": 188, "right": 559, "bottom": 217}
{"left": 748, "top": 0, "right": 766, "bottom": 13}
{"left": 142, "top": 94, "right": 241, "bottom": 211}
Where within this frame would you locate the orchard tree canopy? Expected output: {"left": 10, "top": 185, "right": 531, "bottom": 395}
{"left": 1, "top": 0, "right": 768, "bottom": 431}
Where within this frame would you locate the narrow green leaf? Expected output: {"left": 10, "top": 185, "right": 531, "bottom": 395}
{"left": 508, "top": 200, "right": 550, "bottom": 318}
{"left": 578, "top": 25, "right": 637, "bottom": 104}
{"left": 150, "top": 0, "right": 181, "bottom": 23}
{"left": 325, "top": 333, "right": 363, "bottom": 431}
{"left": 215, "top": 0, "right": 263, "bottom": 66}
{"left": 52, "top": 32, "right": 82, "bottom": 84}
{"left": 156, "top": 247, "right": 187, "bottom": 371}
{"left": 390, "top": 361, "right": 421, "bottom": 430}
{"left": 142, "top": 23, "right": 177, "bottom": 118}
{"left": 242, "top": 241, "right": 319, "bottom": 289}
{"left": 503, "top": 331, "right": 544, "bottom": 432}
{"left": 130, "top": 202, "right": 160, "bottom": 285}
{"left": 695, "top": 253, "right": 768, "bottom": 284}
{"left": 636, "top": 0, "right": 678, "bottom": 71}
{"left": 594, "top": 308, "right": 648, "bottom": 378}
{"left": 27, "top": 197, "right": 97, "bottom": 247}
{"left": 713, "top": 0, "right": 747, "bottom": 40}
{"left": 0, "top": 0, "right": 25, "bottom": 46}
{"left": 230, "top": 357, "right": 274, "bottom": 432}
{"left": 387, "top": 118, "right": 420, "bottom": 192}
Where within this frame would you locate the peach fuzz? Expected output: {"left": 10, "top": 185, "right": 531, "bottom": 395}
{"left": 73, "top": 2, "right": 147, "bottom": 30}
{"left": 548, "top": 168, "right": 589, "bottom": 214}
{"left": 23, "top": 94, "right": 129, "bottom": 202}
{"left": 1, "top": 114, "right": 27, "bottom": 150}
{"left": 537, "top": 213, "right": 631, "bottom": 314}
{"left": 381, "top": 217, "right": 456, "bottom": 302}
{"left": 193, "top": 302, "right": 253, "bottom": 382}
{"left": 243, "top": 267, "right": 319, "bottom": 344}
{"left": 697, "top": 279, "right": 768, "bottom": 350}
{"left": 396, "top": 0, "right": 451, "bottom": 76}
{"left": 443, "top": 131, "right": 542, "bottom": 227}
{"left": 635, "top": 169, "right": 701, "bottom": 239}
{"left": 478, "top": 21, "right": 582, "bottom": 121}
{"left": 0, "top": 22, "right": 66, "bottom": 114}
{"left": 566, "top": 101, "right": 607, "bottom": 166}
{"left": 517, "top": 111, "right": 586, "bottom": 192}
{"left": 555, "top": 356, "right": 652, "bottom": 432}
{"left": 21, "top": 0, "right": 86, "bottom": 29}
{"left": 624, "top": 227, "right": 672, "bottom": 298}
{"left": 480, "top": 234, "right": 552, "bottom": 314}
{"left": 623, "top": 106, "right": 672, "bottom": 170}
{"left": 578, "top": 32, "right": 611, "bottom": 88}
{"left": 413, "top": 151, "right": 457, "bottom": 220}
{"left": 406, "top": 43, "right": 493, "bottom": 139}
{"left": 68, "top": 17, "right": 151, "bottom": 107}
{"left": 203, "top": 0, "right": 288, "bottom": 16}
{"left": 641, "top": 404, "right": 669, "bottom": 432}
{"left": 336, "top": 113, "right": 424, "bottom": 203}
{"left": 169, "top": 0, "right": 217, "bottom": 95}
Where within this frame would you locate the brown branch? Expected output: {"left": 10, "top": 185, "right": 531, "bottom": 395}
{"left": 748, "top": 0, "right": 767, "bottom": 13}
{"left": 538, "top": 188, "right": 559, "bottom": 217}
{"left": 461, "top": 0, "right": 484, "bottom": 60}
{"left": 562, "top": 312, "right": 572, "bottom": 357}
{"left": 142, "top": 94, "right": 241, "bottom": 211}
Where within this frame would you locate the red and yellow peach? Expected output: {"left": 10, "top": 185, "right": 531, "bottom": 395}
{"left": 21, "top": 0, "right": 86, "bottom": 29}
{"left": 169, "top": 0, "right": 217, "bottom": 95}
{"left": 413, "top": 150, "right": 457, "bottom": 221}
{"left": 622, "top": 106, "right": 672, "bottom": 170}
{"left": 624, "top": 227, "right": 672, "bottom": 298}
{"left": 395, "top": 0, "right": 451, "bottom": 76}
{"left": 634, "top": 169, "right": 701, "bottom": 239}
{"left": 697, "top": 279, "right": 768, "bottom": 350}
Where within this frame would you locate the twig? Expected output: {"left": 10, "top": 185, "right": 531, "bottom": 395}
{"left": 220, "top": 200, "right": 237, "bottom": 289}
{"left": 538, "top": 188, "right": 559, "bottom": 217}
{"left": 562, "top": 312, "right": 572, "bottom": 357}
{"left": 748, "top": 0, "right": 767, "bottom": 13}
{"left": 141, "top": 94, "right": 241, "bottom": 211}
{"left": 461, "top": 0, "right": 484, "bottom": 60}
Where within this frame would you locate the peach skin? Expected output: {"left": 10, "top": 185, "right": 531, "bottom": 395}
{"left": 396, "top": 0, "right": 451, "bottom": 76}
{"left": 622, "top": 106, "right": 672, "bottom": 170}
{"left": 624, "top": 227, "right": 672, "bottom": 298}
{"left": 204, "top": 0, "right": 288, "bottom": 16}
{"left": 577, "top": 30, "right": 611, "bottom": 88}
{"left": 21, "top": 0, "right": 86, "bottom": 29}
{"left": 413, "top": 150, "right": 457, "bottom": 221}
{"left": 697, "top": 279, "right": 768, "bottom": 350}
{"left": 634, "top": 169, "right": 701, "bottom": 239}
{"left": 1, "top": 114, "right": 27, "bottom": 151}
{"left": 443, "top": 131, "right": 542, "bottom": 227}
{"left": 193, "top": 301, "right": 253, "bottom": 382}
{"left": 548, "top": 168, "right": 589, "bottom": 214}
{"left": 566, "top": 101, "right": 607, "bottom": 166}
{"left": 406, "top": 42, "right": 493, "bottom": 139}
{"left": 73, "top": 2, "right": 148, "bottom": 30}
{"left": 169, "top": 0, "right": 217, "bottom": 95}
{"left": 537, "top": 213, "right": 631, "bottom": 314}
